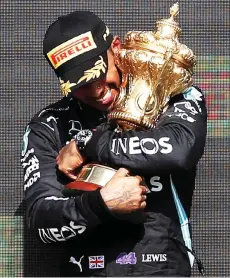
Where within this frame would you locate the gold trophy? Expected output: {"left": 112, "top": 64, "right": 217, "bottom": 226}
{"left": 64, "top": 3, "right": 196, "bottom": 193}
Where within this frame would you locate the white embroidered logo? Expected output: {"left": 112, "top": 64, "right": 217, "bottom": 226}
{"left": 68, "top": 120, "right": 82, "bottom": 137}
{"left": 69, "top": 256, "right": 84, "bottom": 272}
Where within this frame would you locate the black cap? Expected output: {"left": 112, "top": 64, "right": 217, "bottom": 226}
{"left": 43, "top": 11, "right": 113, "bottom": 97}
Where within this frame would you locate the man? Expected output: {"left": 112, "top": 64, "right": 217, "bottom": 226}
{"left": 21, "top": 10, "right": 206, "bottom": 277}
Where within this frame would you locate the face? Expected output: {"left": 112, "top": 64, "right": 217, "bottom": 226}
{"left": 73, "top": 41, "right": 121, "bottom": 111}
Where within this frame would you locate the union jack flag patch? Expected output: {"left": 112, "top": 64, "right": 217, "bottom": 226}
{"left": 88, "top": 255, "right": 105, "bottom": 269}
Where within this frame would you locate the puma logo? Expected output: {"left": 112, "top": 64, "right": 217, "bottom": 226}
{"left": 69, "top": 255, "right": 84, "bottom": 272}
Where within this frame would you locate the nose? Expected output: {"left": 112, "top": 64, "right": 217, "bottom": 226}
{"left": 105, "top": 67, "right": 121, "bottom": 90}
{"left": 90, "top": 79, "right": 106, "bottom": 98}
{"left": 96, "top": 82, "right": 106, "bottom": 95}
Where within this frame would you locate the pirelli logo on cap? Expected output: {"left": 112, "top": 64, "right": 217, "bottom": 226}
{"left": 47, "top": 31, "right": 97, "bottom": 69}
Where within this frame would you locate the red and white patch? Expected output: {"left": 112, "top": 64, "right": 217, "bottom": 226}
{"left": 47, "top": 31, "right": 97, "bottom": 69}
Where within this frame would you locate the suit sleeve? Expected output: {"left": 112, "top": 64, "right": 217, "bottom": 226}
{"left": 84, "top": 87, "right": 207, "bottom": 175}
{"left": 21, "top": 120, "right": 111, "bottom": 244}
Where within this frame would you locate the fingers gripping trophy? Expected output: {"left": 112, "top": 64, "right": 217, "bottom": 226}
{"left": 64, "top": 3, "right": 196, "bottom": 197}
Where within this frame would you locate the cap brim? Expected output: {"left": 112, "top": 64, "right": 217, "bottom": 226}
{"left": 58, "top": 50, "right": 108, "bottom": 97}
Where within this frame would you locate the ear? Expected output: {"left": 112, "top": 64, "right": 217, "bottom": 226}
{"left": 111, "top": 35, "right": 121, "bottom": 54}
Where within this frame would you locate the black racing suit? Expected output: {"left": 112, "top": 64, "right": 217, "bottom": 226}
{"left": 21, "top": 86, "right": 207, "bottom": 276}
